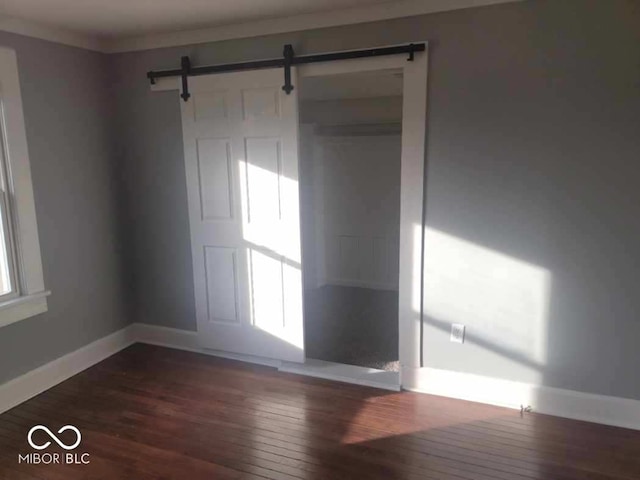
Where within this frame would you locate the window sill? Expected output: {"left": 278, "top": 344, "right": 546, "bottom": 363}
{"left": 0, "top": 291, "right": 50, "bottom": 329}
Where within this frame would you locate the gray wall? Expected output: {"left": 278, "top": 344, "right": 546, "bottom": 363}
{"left": 0, "top": 33, "right": 128, "bottom": 384}
{"left": 112, "top": 0, "right": 640, "bottom": 399}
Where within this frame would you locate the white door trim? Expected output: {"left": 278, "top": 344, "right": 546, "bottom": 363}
{"left": 298, "top": 47, "right": 429, "bottom": 387}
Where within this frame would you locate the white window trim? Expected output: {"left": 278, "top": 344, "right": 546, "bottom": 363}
{"left": 0, "top": 47, "right": 49, "bottom": 328}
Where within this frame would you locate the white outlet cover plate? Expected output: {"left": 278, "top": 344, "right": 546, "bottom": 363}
{"left": 450, "top": 323, "right": 465, "bottom": 344}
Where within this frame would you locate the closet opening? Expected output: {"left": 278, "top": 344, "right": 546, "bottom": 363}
{"left": 297, "top": 69, "right": 403, "bottom": 385}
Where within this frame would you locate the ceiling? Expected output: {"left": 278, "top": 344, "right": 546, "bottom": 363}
{"left": 0, "top": 0, "right": 520, "bottom": 52}
{"left": 0, "top": 0, "right": 393, "bottom": 39}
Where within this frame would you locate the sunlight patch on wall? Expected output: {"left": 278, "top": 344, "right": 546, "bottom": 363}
{"left": 421, "top": 227, "right": 551, "bottom": 370}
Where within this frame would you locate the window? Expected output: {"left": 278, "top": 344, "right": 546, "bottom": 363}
{"left": 0, "top": 47, "right": 49, "bottom": 328}
{"left": 0, "top": 136, "right": 19, "bottom": 299}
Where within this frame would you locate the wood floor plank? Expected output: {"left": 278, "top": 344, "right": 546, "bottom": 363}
{"left": 1, "top": 343, "right": 639, "bottom": 479}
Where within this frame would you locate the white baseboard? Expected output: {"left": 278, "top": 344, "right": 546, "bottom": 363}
{"left": 3, "top": 323, "right": 640, "bottom": 431}
{"left": 0, "top": 325, "right": 136, "bottom": 414}
{"left": 131, "top": 323, "right": 281, "bottom": 368}
{"left": 133, "top": 323, "right": 400, "bottom": 389}
{"left": 280, "top": 358, "right": 400, "bottom": 391}
{"left": 0, "top": 323, "right": 280, "bottom": 415}
{"left": 403, "top": 367, "right": 640, "bottom": 431}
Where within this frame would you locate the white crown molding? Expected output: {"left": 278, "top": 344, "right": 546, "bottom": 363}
{"left": 0, "top": 0, "right": 520, "bottom": 54}
{"left": 105, "top": 0, "right": 521, "bottom": 53}
{"left": 0, "top": 16, "right": 104, "bottom": 52}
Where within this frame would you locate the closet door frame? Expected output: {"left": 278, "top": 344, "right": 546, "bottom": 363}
{"left": 295, "top": 46, "right": 429, "bottom": 388}
{"left": 149, "top": 43, "right": 429, "bottom": 388}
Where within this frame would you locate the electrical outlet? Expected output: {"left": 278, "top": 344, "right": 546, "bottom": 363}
{"left": 450, "top": 324, "right": 465, "bottom": 344}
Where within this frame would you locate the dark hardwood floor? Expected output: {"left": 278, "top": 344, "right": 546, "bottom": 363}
{"left": 1, "top": 344, "right": 639, "bottom": 479}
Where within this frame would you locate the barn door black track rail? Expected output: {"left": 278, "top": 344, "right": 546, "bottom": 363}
{"left": 147, "top": 43, "right": 426, "bottom": 102}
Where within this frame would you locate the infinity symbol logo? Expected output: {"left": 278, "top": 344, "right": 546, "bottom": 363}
{"left": 27, "top": 425, "right": 82, "bottom": 451}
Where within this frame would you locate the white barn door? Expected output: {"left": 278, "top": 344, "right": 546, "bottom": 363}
{"left": 180, "top": 68, "right": 304, "bottom": 362}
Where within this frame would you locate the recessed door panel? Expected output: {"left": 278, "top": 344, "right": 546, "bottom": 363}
{"left": 242, "top": 87, "right": 280, "bottom": 120}
{"left": 194, "top": 91, "right": 228, "bottom": 122}
{"left": 244, "top": 137, "right": 281, "bottom": 223}
{"left": 204, "top": 246, "right": 239, "bottom": 323}
{"left": 197, "top": 138, "right": 233, "bottom": 220}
